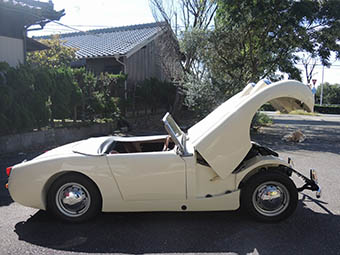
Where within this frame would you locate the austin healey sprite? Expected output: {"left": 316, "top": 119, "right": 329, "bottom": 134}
{"left": 6, "top": 79, "right": 321, "bottom": 222}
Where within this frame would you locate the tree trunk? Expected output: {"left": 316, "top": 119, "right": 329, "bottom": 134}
{"left": 172, "top": 87, "right": 184, "bottom": 117}
{"left": 73, "top": 106, "right": 77, "bottom": 122}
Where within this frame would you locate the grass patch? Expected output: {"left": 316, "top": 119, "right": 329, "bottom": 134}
{"left": 287, "top": 110, "right": 320, "bottom": 116}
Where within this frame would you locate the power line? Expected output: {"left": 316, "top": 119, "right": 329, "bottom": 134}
{"left": 45, "top": 24, "right": 113, "bottom": 28}
{"left": 296, "top": 63, "right": 340, "bottom": 67}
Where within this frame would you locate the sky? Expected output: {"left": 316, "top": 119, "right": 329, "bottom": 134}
{"left": 29, "top": 0, "right": 339, "bottom": 86}
{"left": 297, "top": 63, "right": 340, "bottom": 87}
{"left": 28, "top": 0, "right": 156, "bottom": 36}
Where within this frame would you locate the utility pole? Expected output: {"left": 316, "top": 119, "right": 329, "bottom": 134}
{"left": 320, "top": 65, "right": 325, "bottom": 106}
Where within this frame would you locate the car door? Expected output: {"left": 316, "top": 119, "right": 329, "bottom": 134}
{"left": 106, "top": 150, "right": 186, "bottom": 201}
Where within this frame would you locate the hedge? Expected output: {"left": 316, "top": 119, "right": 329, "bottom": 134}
{"left": 0, "top": 62, "right": 125, "bottom": 136}
{"left": 261, "top": 103, "right": 340, "bottom": 114}
{"left": 314, "top": 104, "right": 340, "bottom": 114}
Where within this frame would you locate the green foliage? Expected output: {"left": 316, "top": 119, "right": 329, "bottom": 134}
{"left": 314, "top": 104, "right": 340, "bottom": 114}
{"left": 260, "top": 103, "right": 276, "bottom": 112}
{"left": 0, "top": 63, "right": 53, "bottom": 134}
{"left": 315, "top": 83, "right": 340, "bottom": 105}
{"left": 182, "top": 73, "right": 222, "bottom": 117}
{"left": 203, "top": 0, "right": 340, "bottom": 96}
{"left": 51, "top": 67, "right": 75, "bottom": 119}
{"left": 252, "top": 112, "right": 273, "bottom": 129}
{"left": 135, "top": 78, "right": 177, "bottom": 113}
{"left": 179, "top": 28, "right": 209, "bottom": 74}
{"left": 27, "top": 35, "right": 77, "bottom": 68}
{"left": 90, "top": 72, "right": 125, "bottom": 119}
{"left": 0, "top": 62, "right": 126, "bottom": 136}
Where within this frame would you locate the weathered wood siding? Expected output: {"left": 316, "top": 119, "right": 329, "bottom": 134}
{"left": 0, "top": 36, "right": 24, "bottom": 67}
{"left": 125, "top": 39, "right": 164, "bottom": 88}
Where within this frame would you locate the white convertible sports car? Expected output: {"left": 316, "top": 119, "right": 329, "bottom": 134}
{"left": 6, "top": 80, "right": 321, "bottom": 222}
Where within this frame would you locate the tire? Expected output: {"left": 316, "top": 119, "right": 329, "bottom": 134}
{"left": 47, "top": 173, "right": 102, "bottom": 223}
{"left": 241, "top": 171, "right": 298, "bottom": 222}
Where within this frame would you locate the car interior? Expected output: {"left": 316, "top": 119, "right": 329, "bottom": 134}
{"left": 106, "top": 137, "right": 175, "bottom": 154}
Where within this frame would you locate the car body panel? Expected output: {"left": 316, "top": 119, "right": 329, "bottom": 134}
{"left": 106, "top": 150, "right": 187, "bottom": 201}
{"left": 234, "top": 155, "right": 293, "bottom": 187}
{"left": 8, "top": 154, "right": 121, "bottom": 211}
{"left": 189, "top": 80, "right": 314, "bottom": 179}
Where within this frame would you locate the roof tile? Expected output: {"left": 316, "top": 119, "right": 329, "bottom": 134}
{"left": 56, "top": 22, "right": 166, "bottom": 58}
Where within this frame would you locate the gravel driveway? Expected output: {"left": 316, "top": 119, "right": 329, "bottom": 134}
{"left": 0, "top": 113, "right": 339, "bottom": 255}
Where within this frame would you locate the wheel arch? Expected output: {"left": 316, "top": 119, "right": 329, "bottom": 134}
{"left": 42, "top": 170, "right": 103, "bottom": 210}
{"left": 237, "top": 164, "right": 293, "bottom": 190}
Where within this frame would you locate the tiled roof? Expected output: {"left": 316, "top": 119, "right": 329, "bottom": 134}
{"left": 50, "top": 22, "right": 166, "bottom": 59}
{"left": 0, "top": 0, "right": 51, "bottom": 10}
{"left": 0, "top": 0, "right": 64, "bottom": 21}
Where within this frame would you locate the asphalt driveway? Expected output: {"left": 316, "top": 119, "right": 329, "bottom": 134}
{"left": 0, "top": 113, "right": 340, "bottom": 255}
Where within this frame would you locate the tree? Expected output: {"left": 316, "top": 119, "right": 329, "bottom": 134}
{"left": 27, "top": 35, "right": 76, "bottom": 68}
{"left": 301, "top": 53, "right": 318, "bottom": 85}
{"left": 315, "top": 82, "right": 340, "bottom": 105}
{"left": 149, "top": 0, "right": 217, "bottom": 116}
{"left": 206, "top": 0, "right": 340, "bottom": 96}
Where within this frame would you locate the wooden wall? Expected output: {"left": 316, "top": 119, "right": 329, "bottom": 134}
{"left": 125, "top": 38, "right": 164, "bottom": 88}
{"left": 86, "top": 57, "right": 123, "bottom": 75}
{"left": 0, "top": 36, "right": 24, "bottom": 67}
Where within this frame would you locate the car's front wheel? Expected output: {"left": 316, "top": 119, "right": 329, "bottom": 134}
{"left": 47, "top": 173, "right": 102, "bottom": 222}
{"left": 241, "top": 171, "right": 298, "bottom": 222}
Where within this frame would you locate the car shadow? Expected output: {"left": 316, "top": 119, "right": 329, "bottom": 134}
{"left": 0, "top": 183, "right": 13, "bottom": 207}
{"left": 14, "top": 195, "right": 340, "bottom": 254}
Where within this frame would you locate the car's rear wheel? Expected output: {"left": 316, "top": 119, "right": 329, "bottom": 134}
{"left": 47, "top": 173, "right": 102, "bottom": 222}
{"left": 241, "top": 171, "right": 298, "bottom": 222}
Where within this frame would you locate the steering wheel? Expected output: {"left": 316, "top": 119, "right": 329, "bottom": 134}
{"left": 162, "top": 135, "right": 171, "bottom": 151}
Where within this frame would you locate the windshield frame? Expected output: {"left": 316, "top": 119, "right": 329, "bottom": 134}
{"left": 162, "top": 112, "right": 189, "bottom": 156}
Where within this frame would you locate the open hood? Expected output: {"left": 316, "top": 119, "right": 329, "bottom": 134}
{"left": 188, "top": 80, "right": 314, "bottom": 179}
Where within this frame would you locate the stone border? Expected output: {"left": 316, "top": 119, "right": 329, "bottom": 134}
{"left": 0, "top": 123, "right": 116, "bottom": 155}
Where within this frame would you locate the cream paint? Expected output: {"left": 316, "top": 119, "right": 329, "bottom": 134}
{"left": 8, "top": 154, "right": 121, "bottom": 211}
{"left": 106, "top": 150, "right": 187, "bottom": 201}
{"left": 8, "top": 79, "right": 313, "bottom": 214}
{"left": 189, "top": 80, "right": 314, "bottom": 179}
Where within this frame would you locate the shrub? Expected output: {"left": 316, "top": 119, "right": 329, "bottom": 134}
{"left": 135, "top": 78, "right": 177, "bottom": 114}
{"left": 0, "top": 63, "right": 52, "bottom": 134}
{"left": 182, "top": 74, "right": 222, "bottom": 117}
{"left": 0, "top": 62, "right": 125, "bottom": 135}
{"left": 251, "top": 112, "right": 273, "bottom": 129}
{"left": 314, "top": 104, "right": 340, "bottom": 114}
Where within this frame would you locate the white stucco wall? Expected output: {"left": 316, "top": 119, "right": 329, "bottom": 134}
{"left": 0, "top": 36, "right": 24, "bottom": 67}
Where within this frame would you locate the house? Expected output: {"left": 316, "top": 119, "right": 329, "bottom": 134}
{"left": 0, "top": 0, "right": 64, "bottom": 67}
{"left": 39, "top": 22, "right": 181, "bottom": 98}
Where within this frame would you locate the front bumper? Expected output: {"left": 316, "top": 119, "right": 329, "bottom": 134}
{"left": 292, "top": 168, "right": 321, "bottom": 198}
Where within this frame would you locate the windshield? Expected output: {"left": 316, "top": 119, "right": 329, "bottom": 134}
{"left": 162, "top": 113, "right": 187, "bottom": 154}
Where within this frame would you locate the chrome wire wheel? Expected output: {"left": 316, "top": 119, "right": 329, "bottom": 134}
{"left": 252, "top": 181, "right": 290, "bottom": 217}
{"left": 55, "top": 182, "right": 91, "bottom": 218}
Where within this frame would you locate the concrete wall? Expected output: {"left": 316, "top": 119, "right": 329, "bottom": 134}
{"left": 0, "top": 36, "right": 24, "bottom": 67}
{"left": 0, "top": 123, "right": 116, "bottom": 155}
